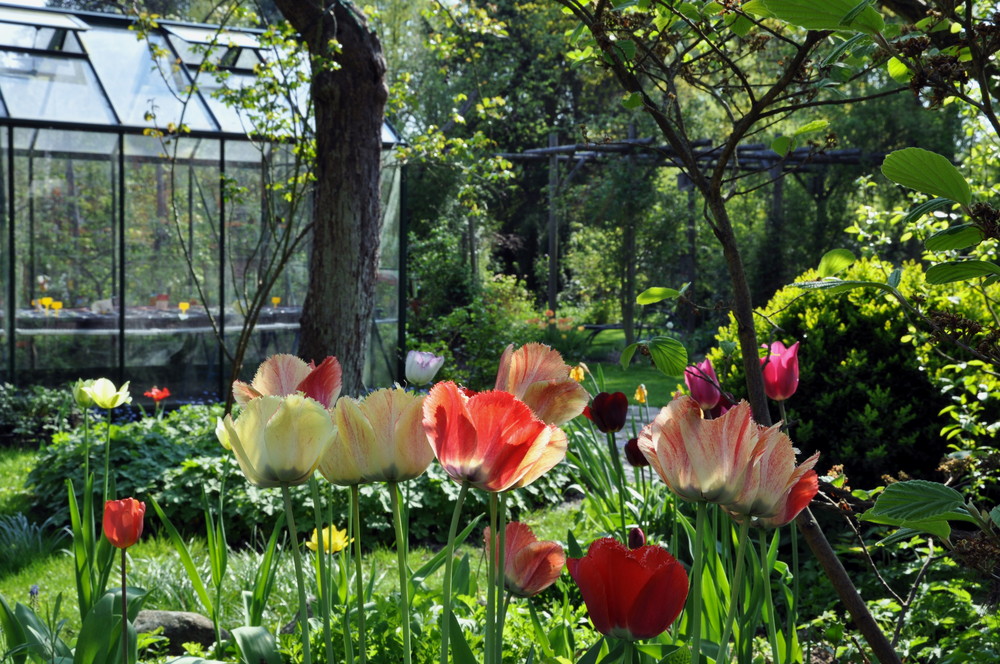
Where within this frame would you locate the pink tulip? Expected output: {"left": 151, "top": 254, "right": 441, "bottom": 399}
{"left": 760, "top": 341, "right": 799, "bottom": 402}
{"left": 683, "top": 358, "right": 722, "bottom": 411}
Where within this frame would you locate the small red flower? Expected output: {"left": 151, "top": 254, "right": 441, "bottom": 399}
{"left": 567, "top": 538, "right": 688, "bottom": 641}
{"left": 143, "top": 386, "right": 171, "bottom": 402}
{"left": 484, "top": 522, "right": 565, "bottom": 597}
{"left": 103, "top": 498, "right": 145, "bottom": 549}
{"left": 583, "top": 392, "right": 628, "bottom": 433}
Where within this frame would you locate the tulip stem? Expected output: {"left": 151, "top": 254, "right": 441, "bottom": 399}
{"left": 82, "top": 408, "right": 90, "bottom": 484}
{"left": 351, "top": 485, "right": 368, "bottom": 664}
{"left": 606, "top": 431, "right": 629, "bottom": 542}
{"left": 102, "top": 408, "right": 113, "bottom": 504}
{"left": 121, "top": 547, "right": 128, "bottom": 664}
{"left": 717, "top": 518, "right": 751, "bottom": 664}
{"left": 760, "top": 529, "right": 781, "bottom": 664}
{"left": 777, "top": 400, "right": 790, "bottom": 435}
{"left": 485, "top": 494, "right": 497, "bottom": 664}
{"left": 689, "top": 502, "right": 707, "bottom": 664}
{"left": 622, "top": 638, "right": 636, "bottom": 664}
{"left": 390, "top": 483, "right": 413, "bottom": 664}
{"left": 494, "top": 492, "right": 507, "bottom": 664}
{"left": 787, "top": 523, "right": 799, "bottom": 664}
{"left": 440, "top": 481, "right": 470, "bottom": 664}
{"left": 310, "top": 478, "right": 335, "bottom": 664}
{"left": 281, "top": 484, "right": 312, "bottom": 664}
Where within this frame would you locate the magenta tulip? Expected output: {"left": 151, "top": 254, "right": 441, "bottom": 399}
{"left": 760, "top": 341, "right": 800, "bottom": 401}
{"left": 684, "top": 358, "right": 722, "bottom": 411}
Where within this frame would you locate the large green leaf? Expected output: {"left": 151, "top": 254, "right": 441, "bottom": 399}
{"left": 859, "top": 480, "right": 978, "bottom": 539}
{"left": 647, "top": 336, "right": 688, "bottom": 377}
{"left": 636, "top": 286, "right": 680, "bottom": 304}
{"left": 232, "top": 626, "right": 282, "bottom": 664}
{"left": 817, "top": 248, "right": 855, "bottom": 277}
{"left": 925, "top": 260, "right": 1000, "bottom": 284}
{"left": 924, "top": 223, "right": 985, "bottom": 252}
{"left": 752, "top": 0, "right": 884, "bottom": 34}
{"left": 881, "top": 147, "right": 972, "bottom": 205}
{"left": 794, "top": 278, "right": 895, "bottom": 295}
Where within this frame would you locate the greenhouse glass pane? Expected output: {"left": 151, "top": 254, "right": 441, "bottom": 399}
{"left": 0, "top": 51, "right": 115, "bottom": 124}
{"left": 32, "top": 128, "right": 117, "bottom": 156}
{"left": 0, "top": 7, "right": 88, "bottom": 31}
{"left": 80, "top": 28, "right": 216, "bottom": 131}
{"left": 12, "top": 128, "right": 119, "bottom": 385}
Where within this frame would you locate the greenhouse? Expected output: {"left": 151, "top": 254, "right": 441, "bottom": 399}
{"left": 0, "top": 2, "right": 403, "bottom": 400}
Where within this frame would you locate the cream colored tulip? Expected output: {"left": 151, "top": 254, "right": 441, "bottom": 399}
{"left": 219, "top": 394, "right": 335, "bottom": 488}
{"left": 319, "top": 387, "right": 433, "bottom": 485}
{"left": 83, "top": 378, "right": 132, "bottom": 409}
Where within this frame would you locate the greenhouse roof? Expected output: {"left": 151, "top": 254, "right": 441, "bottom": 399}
{"left": 0, "top": 2, "right": 399, "bottom": 144}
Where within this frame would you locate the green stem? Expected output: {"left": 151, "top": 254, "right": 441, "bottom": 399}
{"left": 281, "top": 484, "right": 312, "bottom": 664}
{"left": 606, "top": 431, "right": 629, "bottom": 542}
{"left": 717, "top": 519, "right": 751, "bottom": 664}
{"left": 102, "top": 409, "right": 113, "bottom": 504}
{"left": 777, "top": 400, "right": 789, "bottom": 435}
{"left": 494, "top": 492, "right": 507, "bottom": 663}
{"left": 623, "top": 638, "right": 636, "bottom": 664}
{"left": 390, "top": 483, "right": 413, "bottom": 664}
{"left": 760, "top": 530, "right": 780, "bottom": 664}
{"left": 82, "top": 408, "right": 90, "bottom": 483}
{"left": 440, "top": 481, "right": 470, "bottom": 664}
{"left": 121, "top": 547, "right": 128, "bottom": 664}
{"left": 689, "top": 502, "right": 707, "bottom": 664}
{"left": 485, "top": 494, "right": 498, "bottom": 664}
{"left": 310, "top": 478, "right": 334, "bottom": 664}
{"left": 340, "top": 484, "right": 355, "bottom": 664}
{"left": 787, "top": 523, "right": 798, "bottom": 664}
{"left": 351, "top": 485, "right": 368, "bottom": 664}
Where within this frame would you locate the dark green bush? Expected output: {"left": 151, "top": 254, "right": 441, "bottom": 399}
{"left": 27, "top": 402, "right": 577, "bottom": 545}
{"left": 708, "top": 258, "right": 999, "bottom": 487}
{"left": 0, "top": 383, "right": 77, "bottom": 447}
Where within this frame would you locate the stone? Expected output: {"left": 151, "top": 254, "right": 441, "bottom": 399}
{"left": 133, "top": 609, "right": 228, "bottom": 655}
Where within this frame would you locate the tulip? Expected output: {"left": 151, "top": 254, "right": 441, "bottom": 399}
{"left": 484, "top": 522, "right": 565, "bottom": 598}
{"left": 684, "top": 358, "right": 722, "bottom": 411}
{"left": 103, "top": 497, "right": 145, "bottom": 549}
{"left": 623, "top": 437, "right": 649, "bottom": 468}
{"left": 72, "top": 379, "right": 95, "bottom": 408}
{"left": 306, "top": 525, "right": 350, "bottom": 554}
{"left": 405, "top": 350, "right": 445, "bottom": 386}
{"left": 583, "top": 392, "right": 629, "bottom": 433}
{"left": 760, "top": 341, "right": 800, "bottom": 401}
{"left": 569, "top": 364, "right": 586, "bottom": 382}
{"left": 627, "top": 527, "right": 646, "bottom": 550}
{"left": 144, "top": 386, "right": 171, "bottom": 402}
{"left": 84, "top": 378, "right": 131, "bottom": 409}
{"left": 423, "top": 381, "right": 567, "bottom": 492}
{"left": 218, "top": 394, "right": 335, "bottom": 488}
{"left": 318, "top": 387, "right": 433, "bottom": 485}
{"left": 633, "top": 384, "right": 647, "bottom": 405}
{"left": 494, "top": 343, "right": 588, "bottom": 425}
{"left": 638, "top": 396, "right": 768, "bottom": 505}
{"left": 567, "top": 537, "right": 688, "bottom": 641}
{"left": 233, "top": 354, "right": 342, "bottom": 409}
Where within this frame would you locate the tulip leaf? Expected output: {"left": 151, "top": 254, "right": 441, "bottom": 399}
{"left": 636, "top": 286, "right": 681, "bottom": 305}
{"left": 647, "top": 336, "right": 688, "bottom": 378}
{"left": 149, "top": 497, "right": 214, "bottom": 617}
{"left": 752, "top": 0, "right": 885, "bottom": 34}
{"left": 0, "top": 594, "right": 28, "bottom": 664}
{"left": 410, "top": 514, "right": 482, "bottom": 590}
{"left": 577, "top": 637, "right": 607, "bottom": 664}
{"left": 925, "top": 260, "right": 1000, "bottom": 284}
{"left": 566, "top": 529, "right": 584, "bottom": 559}
{"left": 902, "top": 196, "right": 953, "bottom": 226}
{"left": 881, "top": 148, "right": 972, "bottom": 206}
{"left": 924, "top": 223, "right": 985, "bottom": 252}
{"left": 449, "top": 613, "right": 478, "bottom": 664}
{"left": 817, "top": 248, "right": 855, "bottom": 277}
{"left": 232, "top": 626, "right": 282, "bottom": 664}
{"left": 859, "top": 480, "right": 978, "bottom": 540}
{"left": 990, "top": 506, "right": 1000, "bottom": 529}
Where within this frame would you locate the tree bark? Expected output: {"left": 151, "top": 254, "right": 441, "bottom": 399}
{"left": 272, "top": 0, "right": 388, "bottom": 396}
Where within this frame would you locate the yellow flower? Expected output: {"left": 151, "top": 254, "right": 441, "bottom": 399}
{"left": 634, "top": 384, "right": 648, "bottom": 405}
{"left": 306, "top": 525, "right": 350, "bottom": 553}
{"left": 569, "top": 364, "right": 586, "bottom": 383}
{"left": 84, "top": 378, "right": 132, "bottom": 409}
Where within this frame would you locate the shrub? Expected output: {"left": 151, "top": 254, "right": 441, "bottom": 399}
{"left": 0, "top": 383, "right": 77, "bottom": 447}
{"left": 708, "top": 258, "right": 1000, "bottom": 487}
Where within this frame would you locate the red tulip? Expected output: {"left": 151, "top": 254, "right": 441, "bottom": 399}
{"left": 583, "top": 392, "right": 628, "bottom": 433}
{"left": 683, "top": 358, "right": 722, "bottom": 411}
{"left": 623, "top": 437, "right": 649, "bottom": 468}
{"left": 484, "top": 522, "right": 565, "bottom": 597}
{"left": 760, "top": 341, "right": 799, "bottom": 402}
{"left": 423, "top": 381, "right": 568, "bottom": 492}
{"left": 494, "top": 343, "right": 589, "bottom": 425}
{"left": 143, "top": 386, "right": 171, "bottom": 402}
{"left": 567, "top": 538, "right": 688, "bottom": 641}
{"left": 103, "top": 498, "right": 145, "bottom": 549}
{"left": 233, "top": 354, "right": 342, "bottom": 409}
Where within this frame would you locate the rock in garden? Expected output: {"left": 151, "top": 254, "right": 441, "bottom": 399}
{"left": 134, "top": 610, "right": 228, "bottom": 655}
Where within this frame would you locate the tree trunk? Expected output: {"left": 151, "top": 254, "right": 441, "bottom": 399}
{"left": 272, "top": 0, "right": 388, "bottom": 396}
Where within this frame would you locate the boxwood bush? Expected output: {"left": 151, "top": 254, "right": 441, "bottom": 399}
{"left": 26, "top": 402, "right": 577, "bottom": 545}
{"left": 708, "top": 258, "right": 1000, "bottom": 487}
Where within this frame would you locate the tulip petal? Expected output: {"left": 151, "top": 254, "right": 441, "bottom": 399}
{"left": 251, "top": 354, "right": 312, "bottom": 399}
{"left": 297, "top": 356, "right": 343, "bottom": 408}
{"left": 424, "top": 382, "right": 481, "bottom": 482}
{"left": 521, "top": 379, "right": 589, "bottom": 425}
{"left": 624, "top": 547, "right": 688, "bottom": 640}
{"left": 495, "top": 343, "right": 572, "bottom": 398}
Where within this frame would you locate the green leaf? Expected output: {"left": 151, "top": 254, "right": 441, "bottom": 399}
{"left": 449, "top": 613, "right": 478, "bottom": 664}
{"left": 821, "top": 33, "right": 867, "bottom": 66}
{"left": 924, "top": 223, "right": 985, "bottom": 252}
{"left": 859, "top": 480, "right": 978, "bottom": 539}
{"left": 792, "top": 119, "right": 829, "bottom": 136}
{"left": 646, "top": 336, "right": 688, "bottom": 377}
{"left": 925, "top": 260, "right": 1000, "bottom": 284}
{"left": 566, "top": 530, "right": 583, "bottom": 559}
{"left": 794, "top": 278, "right": 895, "bottom": 295}
{"left": 727, "top": 13, "right": 754, "bottom": 36}
{"left": 881, "top": 148, "right": 972, "bottom": 206}
{"left": 232, "top": 626, "right": 282, "bottom": 664}
{"left": 817, "top": 248, "right": 855, "bottom": 277}
{"left": 636, "top": 286, "right": 680, "bottom": 304}
{"left": 771, "top": 135, "right": 794, "bottom": 157}
{"left": 887, "top": 56, "right": 912, "bottom": 83}
{"left": 758, "top": 0, "right": 884, "bottom": 34}
{"left": 577, "top": 637, "right": 607, "bottom": 664}
{"left": 620, "top": 343, "right": 638, "bottom": 369}
{"left": 887, "top": 268, "right": 902, "bottom": 288}
{"left": 621, "top": 92, "right": 642, "bottom": 109}
{"left": 0, "top": 594, "right": 28, "bottom": 664}
{"left": 410, "top": 514, "right": 483, "bottom": 589}
{"left": 149, "top": 497, "right": 214, "bottom": 616}
{"left": 901, "top": 197, "right": 953, "bottom": 225}
{"left": 990, "top": 506, "right": 1000, "bottom": 530}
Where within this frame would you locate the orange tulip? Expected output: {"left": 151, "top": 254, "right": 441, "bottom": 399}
{"left": 494, "top": 343, "right": 588, "bottom": 425}
{"left": 484, "top": 522, "right": 565, "bottom": 597}
{"left": 233, "top": 354, "right": 342, "bottom": 409}
{"left": 423, "top": 381, "right": 567, "bottom": 492}
{"left": 318, "top": 387, "right": 433, "bottom": 485}
{"left": 103, "top": 498, "right": 145, "bottom": 549}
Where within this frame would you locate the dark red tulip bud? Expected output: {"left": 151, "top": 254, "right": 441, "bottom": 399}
{"left": 628, "top": 527, "right": 646, "bottom": 549}
{"left": 584, "top": 392, "right": 629, "bottom": 433}
{"left": 624, "top": 437, "right": 649, "bottom": 467}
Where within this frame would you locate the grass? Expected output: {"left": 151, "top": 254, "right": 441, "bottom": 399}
{"left": 572, "top": 328, "right": 683, "bottom": 407}
{"left": 0, "top": 446, "right": 39, "bottom": 515}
